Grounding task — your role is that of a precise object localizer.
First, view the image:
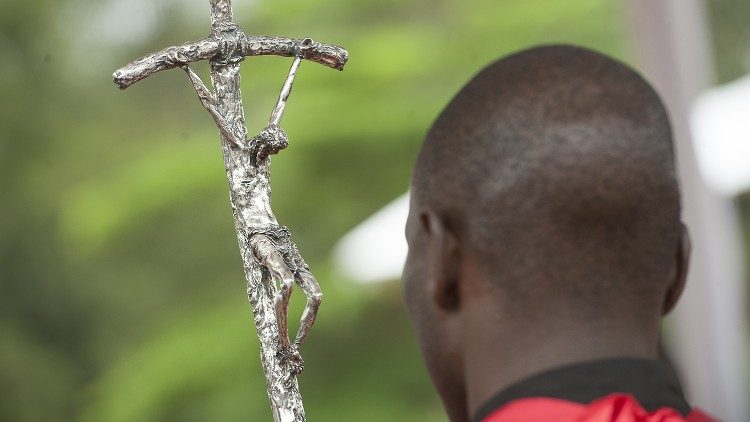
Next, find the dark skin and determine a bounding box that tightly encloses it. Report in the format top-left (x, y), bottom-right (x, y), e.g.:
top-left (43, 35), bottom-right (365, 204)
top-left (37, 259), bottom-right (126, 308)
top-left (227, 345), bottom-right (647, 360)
top-left (401, 45), bottom-right (691, 422)
top-left (403, 206), bottom-right (689, 422)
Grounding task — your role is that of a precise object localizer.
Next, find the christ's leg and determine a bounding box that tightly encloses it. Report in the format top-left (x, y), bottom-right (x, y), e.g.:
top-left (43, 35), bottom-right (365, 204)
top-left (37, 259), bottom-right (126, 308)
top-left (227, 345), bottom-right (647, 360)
top-left (294, 270), bottom-right (323, 349)
top-left (250, 235), bottom-right (295, 351)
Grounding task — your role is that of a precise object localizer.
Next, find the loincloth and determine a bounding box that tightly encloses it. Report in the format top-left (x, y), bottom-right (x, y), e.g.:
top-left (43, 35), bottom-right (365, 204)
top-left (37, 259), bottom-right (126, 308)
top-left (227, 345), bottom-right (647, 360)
top-left (246, 225), bottom-right (309, 274)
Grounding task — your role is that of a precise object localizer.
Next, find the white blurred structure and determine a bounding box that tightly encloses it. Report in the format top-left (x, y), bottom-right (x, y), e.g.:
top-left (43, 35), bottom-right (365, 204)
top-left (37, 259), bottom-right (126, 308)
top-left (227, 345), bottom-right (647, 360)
top-left (334, 1), bottom-right (749, 420)
top-left (692, 74), bottom-right (750, 196)
top-left (334, 194), bottom-right (409, 284)
top-left (627, 1), bottom-right (748, 421)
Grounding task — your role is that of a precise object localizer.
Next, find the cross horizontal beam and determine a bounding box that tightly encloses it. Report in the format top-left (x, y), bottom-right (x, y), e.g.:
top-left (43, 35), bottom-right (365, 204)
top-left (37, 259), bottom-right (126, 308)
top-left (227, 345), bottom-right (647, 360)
top-left (113, 35), bottom-right (348, 90)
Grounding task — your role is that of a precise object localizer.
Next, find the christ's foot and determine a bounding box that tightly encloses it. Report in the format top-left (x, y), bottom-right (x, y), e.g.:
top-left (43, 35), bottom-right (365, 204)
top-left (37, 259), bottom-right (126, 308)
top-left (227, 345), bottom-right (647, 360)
top-left (278, 344), bottom-right (304, 375)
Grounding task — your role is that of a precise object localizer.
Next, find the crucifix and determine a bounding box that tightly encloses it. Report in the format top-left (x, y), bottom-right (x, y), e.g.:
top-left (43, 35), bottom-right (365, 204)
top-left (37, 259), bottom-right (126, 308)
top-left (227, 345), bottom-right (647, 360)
top-left (112, 1), bottom-right (348, 420)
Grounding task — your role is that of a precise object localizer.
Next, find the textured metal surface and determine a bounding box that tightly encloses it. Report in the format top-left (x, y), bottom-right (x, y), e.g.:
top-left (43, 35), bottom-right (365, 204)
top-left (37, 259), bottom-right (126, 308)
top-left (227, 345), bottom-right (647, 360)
top-left (113, 1), bottom-right (348, 420)
top-left (113, 33), bottom-right (347, 90)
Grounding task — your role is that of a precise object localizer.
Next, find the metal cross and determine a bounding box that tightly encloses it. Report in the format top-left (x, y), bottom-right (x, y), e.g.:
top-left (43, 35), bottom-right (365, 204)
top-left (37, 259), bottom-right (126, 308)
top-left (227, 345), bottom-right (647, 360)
top-left (113, 1), bottom-right (348, 420)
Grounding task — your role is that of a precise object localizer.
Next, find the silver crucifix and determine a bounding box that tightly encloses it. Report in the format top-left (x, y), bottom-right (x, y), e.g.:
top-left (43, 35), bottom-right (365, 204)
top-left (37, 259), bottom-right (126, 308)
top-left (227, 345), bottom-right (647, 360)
top-left (112, 1), bottom-right (348, 421)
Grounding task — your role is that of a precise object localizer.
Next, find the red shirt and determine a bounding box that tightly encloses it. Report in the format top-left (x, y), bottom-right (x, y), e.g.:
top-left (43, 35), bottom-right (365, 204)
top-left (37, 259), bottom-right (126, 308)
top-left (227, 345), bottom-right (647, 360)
top-left (472, 359), bottom-right (716, 422)
top-left (482, 393), bottom-right (716, 422)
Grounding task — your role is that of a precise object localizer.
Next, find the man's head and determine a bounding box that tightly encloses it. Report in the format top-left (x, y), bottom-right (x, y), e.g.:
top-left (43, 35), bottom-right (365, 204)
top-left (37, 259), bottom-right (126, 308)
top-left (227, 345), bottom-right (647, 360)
top-left (402, 45), bottom-right (690, 421)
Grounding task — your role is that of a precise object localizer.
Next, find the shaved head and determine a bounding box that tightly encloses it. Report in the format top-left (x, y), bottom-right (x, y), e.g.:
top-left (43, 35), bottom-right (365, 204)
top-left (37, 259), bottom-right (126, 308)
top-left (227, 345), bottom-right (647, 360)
top-left (403, 45), bottom-right (687, 421)
top-left (412, 44), bottom-right (679, 317)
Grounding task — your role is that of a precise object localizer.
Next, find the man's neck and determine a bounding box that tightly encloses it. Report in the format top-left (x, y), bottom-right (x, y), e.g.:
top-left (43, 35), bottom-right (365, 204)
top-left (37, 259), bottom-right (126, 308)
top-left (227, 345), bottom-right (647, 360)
top-left (461, 320), bottom-right (659, 419)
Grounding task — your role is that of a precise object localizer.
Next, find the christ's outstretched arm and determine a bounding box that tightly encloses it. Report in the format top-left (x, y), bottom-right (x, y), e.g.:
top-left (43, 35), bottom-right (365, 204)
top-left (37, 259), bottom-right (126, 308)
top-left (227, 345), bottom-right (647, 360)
top-left (181, 65), bottom-right (248, 149)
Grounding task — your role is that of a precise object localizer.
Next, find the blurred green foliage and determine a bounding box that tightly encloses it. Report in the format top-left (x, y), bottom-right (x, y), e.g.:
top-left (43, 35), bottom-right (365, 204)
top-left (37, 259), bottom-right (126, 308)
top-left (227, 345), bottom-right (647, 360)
top-left (12, 0), bottom-right (748, 420)
top-left (707, 0), bottom-right (750, 84)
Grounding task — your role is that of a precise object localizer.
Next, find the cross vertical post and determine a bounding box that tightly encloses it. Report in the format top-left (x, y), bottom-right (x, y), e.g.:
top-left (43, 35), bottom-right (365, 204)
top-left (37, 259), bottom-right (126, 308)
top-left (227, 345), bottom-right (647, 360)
top-left (113, 0), bottom-right (348, 420)
top-left (209, 1), bottom-right (303, 420)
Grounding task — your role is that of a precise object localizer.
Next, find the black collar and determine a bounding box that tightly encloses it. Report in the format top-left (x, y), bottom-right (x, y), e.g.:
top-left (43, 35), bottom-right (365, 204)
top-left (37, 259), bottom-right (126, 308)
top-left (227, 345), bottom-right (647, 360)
top-left (472, 358), bottom-right (691, 422)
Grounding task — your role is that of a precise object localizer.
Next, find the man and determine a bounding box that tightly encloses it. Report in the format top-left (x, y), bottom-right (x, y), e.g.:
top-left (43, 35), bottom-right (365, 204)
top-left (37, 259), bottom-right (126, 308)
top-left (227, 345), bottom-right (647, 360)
top-left (402, 45), bottom-right (716, 421)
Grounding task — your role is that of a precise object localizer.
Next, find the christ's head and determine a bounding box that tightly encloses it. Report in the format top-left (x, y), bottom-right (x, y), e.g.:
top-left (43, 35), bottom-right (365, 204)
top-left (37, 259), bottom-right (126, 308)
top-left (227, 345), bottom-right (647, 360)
top-left (402, 45), bottom-right (689, 422)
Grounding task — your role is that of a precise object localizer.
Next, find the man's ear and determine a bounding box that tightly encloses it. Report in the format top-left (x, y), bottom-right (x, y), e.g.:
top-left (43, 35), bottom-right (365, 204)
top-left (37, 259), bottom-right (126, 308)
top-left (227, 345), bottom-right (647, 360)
top-left (420, 210), bottom-right (461, 312)
top-left (663, 222), bottom-right (691, 316)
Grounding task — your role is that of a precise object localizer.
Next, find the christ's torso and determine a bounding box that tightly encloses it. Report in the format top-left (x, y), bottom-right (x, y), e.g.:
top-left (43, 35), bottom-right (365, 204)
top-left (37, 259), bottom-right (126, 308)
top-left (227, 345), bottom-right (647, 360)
top-left (229, 158), bottom-right (278, 229)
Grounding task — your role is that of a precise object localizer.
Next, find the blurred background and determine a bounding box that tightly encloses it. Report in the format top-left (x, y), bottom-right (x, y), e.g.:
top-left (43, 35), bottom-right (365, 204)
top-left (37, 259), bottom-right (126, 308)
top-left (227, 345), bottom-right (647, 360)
top-left (1, 0), bottom-right (748, 420)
